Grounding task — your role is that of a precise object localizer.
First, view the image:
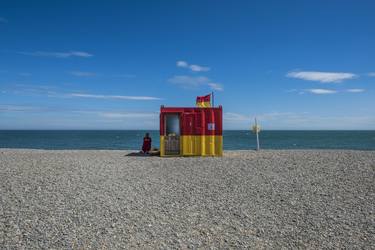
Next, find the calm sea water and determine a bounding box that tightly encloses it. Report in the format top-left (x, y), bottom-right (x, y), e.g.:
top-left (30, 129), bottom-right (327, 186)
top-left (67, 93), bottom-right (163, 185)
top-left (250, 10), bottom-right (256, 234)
top-left (0, 130), bottom-right (374, 150)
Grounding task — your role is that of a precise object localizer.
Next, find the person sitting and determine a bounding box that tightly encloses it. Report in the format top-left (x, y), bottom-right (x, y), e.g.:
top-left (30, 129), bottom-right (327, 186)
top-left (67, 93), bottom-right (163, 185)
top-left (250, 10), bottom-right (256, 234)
top-left (142, 133), bottom-right (152, 154)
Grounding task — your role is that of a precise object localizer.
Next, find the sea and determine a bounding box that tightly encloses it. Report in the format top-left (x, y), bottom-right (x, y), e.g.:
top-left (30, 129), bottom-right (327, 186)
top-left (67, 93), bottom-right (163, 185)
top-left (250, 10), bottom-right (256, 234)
top-left (0, 130), bottom-right (374, 150)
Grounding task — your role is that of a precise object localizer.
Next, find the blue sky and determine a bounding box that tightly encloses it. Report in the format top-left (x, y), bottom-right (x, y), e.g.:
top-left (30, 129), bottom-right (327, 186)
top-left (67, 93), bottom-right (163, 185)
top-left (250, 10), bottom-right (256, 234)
top-left (0, 0), bottom-right (374, 129)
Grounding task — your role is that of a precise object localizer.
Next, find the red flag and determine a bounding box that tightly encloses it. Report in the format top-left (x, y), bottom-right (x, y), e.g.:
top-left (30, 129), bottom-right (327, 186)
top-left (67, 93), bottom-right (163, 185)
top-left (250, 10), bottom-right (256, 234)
top-left (196, 94), bottom-right (211, 107)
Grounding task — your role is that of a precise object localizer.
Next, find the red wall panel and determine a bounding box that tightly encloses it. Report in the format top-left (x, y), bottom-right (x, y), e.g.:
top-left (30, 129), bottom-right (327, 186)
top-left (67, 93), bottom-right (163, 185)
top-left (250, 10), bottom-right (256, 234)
top-left (160, 106), bottom-right (222, 136)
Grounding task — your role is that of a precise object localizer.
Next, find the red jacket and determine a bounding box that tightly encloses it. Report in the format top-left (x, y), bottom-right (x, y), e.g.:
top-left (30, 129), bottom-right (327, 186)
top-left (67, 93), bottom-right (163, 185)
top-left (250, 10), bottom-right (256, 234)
top-left (142, 137), bottom-right (151, 152)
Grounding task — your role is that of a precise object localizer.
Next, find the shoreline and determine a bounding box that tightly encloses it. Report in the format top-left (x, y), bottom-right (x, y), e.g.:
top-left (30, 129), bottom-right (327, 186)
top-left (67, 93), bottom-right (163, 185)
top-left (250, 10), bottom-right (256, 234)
top-left (1, 148), bottom-right (375, 151)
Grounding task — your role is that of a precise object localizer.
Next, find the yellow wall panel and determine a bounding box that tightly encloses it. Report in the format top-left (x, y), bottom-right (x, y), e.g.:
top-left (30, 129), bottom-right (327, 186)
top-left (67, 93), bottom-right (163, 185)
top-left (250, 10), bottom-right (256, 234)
top-left (160, 135), bottom-right (222, 157)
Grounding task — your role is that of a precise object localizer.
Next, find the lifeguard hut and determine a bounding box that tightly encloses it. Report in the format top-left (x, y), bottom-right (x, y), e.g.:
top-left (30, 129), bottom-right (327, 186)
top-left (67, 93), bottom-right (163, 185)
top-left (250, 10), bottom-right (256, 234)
top-left (159, 94), bottom-right (223, 157)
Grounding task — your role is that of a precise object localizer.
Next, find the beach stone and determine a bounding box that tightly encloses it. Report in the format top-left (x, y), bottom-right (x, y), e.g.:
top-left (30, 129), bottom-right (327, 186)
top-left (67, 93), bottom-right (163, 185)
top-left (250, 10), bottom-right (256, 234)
top-left (0, 149), bottom-right (374, 248)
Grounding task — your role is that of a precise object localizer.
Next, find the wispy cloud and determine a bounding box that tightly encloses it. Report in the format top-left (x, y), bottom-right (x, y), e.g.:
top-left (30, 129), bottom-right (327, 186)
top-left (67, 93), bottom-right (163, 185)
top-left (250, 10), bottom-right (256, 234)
top-left (208, 83), bottom-right (223, 91)
top-left (2, 84), bottom-right (59, 96)
top-left (1, 84), bottom-right (162, 101)
top-left (176, 60), bottom-right (210, 72)
top-left (189, 64), bottom-right (210, 72)
top-left (292, 88), bottom-right (366, 95)
top-left (168, 75), bottom-right (223, 91)
top-left (18, 51), bottom-right (93, 58)
top-left (345, 88), bottom-right (365, 93)
top-left (70, 71), bottom-right (96, 77)
top-left (287, 71), bottom-right (357, 83)
top-left (0, 105), bottom-right (160, 129)
top-left (0, 105), bottom-right (158, 119)
top-left (69, 72), bottom-right (136, 78)
top-left (0, 17), bottom-right (8, 23)
top-left (97, 112), bottom-right (158, 119)
top-left (306, 89), bottom-right (338, 94)
top-left (368, 72), bottom-right (375, 77)
top-left (0, 105), bottom-right (42, 112)
top-left (169, 75), bottom-right (210, 88)
top-left (69, 93), bottom-right (162, 101)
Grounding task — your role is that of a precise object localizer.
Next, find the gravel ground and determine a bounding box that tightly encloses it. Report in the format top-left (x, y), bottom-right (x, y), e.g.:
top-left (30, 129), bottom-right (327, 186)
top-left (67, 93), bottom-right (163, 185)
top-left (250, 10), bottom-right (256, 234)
top-left (0, 149), bottom-right (374, 249)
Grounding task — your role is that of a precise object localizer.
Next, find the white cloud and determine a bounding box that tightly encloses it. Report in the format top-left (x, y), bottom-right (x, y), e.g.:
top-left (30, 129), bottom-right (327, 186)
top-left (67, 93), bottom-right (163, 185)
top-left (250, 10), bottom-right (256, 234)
top-left (306, 89), bottom-right (337, 94)
top-left (0, 17), bottom-right (8, 23)
top-left (208, 83), bottom-right (223, 91)
top-left (346, 88), bottom-right (365, 93)
top-left (70, 71), bottom-right (96, 77)
top-left (189, 64), bottom-right (210, 72)
top-left (168, 75), bottom-right (223, 91)
top-left (368, 72), bottom-right (375, 77)
top-left (19, 51), bottom-right (93, 58)
top-left (69, 93), bottom-right (162, 101)
top-left (177, 61), bottom-right (189, 68)
top-left (176, 60), bottom-right (210, 72)
top-left (287, 71), bottom-right (357, 83)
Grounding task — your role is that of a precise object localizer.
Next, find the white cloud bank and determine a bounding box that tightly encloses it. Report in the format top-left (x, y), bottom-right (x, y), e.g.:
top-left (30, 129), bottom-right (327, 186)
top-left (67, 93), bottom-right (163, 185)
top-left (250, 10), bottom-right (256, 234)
top-left (287, 71), bottom-right (357, 83)
top-left (176, 60), bottom-right (210, 72)
top-left (168, 75), bottom-right (223, 91)
top-left (69, 93), bottom-right (162, 101)
top-left (19, 51), bottom-right (93, 58)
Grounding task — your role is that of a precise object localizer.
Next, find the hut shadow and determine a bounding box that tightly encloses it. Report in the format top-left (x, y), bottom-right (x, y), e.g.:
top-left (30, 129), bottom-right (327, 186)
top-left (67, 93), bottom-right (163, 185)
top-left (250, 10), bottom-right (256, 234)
top-left (125, 151), bottom-right (160, 157)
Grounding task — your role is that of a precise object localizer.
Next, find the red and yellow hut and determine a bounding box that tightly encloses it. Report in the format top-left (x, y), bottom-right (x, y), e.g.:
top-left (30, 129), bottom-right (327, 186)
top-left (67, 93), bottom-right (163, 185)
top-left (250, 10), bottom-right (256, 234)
top-left (159, 94), bottom-right (223, 157)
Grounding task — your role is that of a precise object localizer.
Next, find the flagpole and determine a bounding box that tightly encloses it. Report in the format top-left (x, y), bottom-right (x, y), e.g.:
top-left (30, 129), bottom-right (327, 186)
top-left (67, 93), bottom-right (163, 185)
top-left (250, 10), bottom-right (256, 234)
top-left (212, 91), bottom-right (214, 107)
top-left (255, 118), bottom-right (260, 151)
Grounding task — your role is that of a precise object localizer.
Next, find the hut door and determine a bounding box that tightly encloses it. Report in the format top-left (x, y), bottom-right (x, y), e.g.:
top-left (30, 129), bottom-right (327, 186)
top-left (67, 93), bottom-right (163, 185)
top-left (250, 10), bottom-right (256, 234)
top-left (184, 113), bottom-right (194, 135)
top-left (164, 114), bottom-right (180, 155)
top-left (182, 113), bottom-right (195, 155)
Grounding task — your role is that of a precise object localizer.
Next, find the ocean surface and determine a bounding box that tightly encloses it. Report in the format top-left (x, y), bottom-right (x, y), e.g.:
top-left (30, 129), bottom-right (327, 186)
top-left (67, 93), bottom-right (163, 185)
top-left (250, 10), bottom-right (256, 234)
top-left (0, 130), bottom-right (374, 150)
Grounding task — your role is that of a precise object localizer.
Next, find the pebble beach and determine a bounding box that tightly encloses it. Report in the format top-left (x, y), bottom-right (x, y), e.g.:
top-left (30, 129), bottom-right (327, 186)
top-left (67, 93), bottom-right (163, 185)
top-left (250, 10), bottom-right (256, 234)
top-left (0, 149), bottom-right (374, 248)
